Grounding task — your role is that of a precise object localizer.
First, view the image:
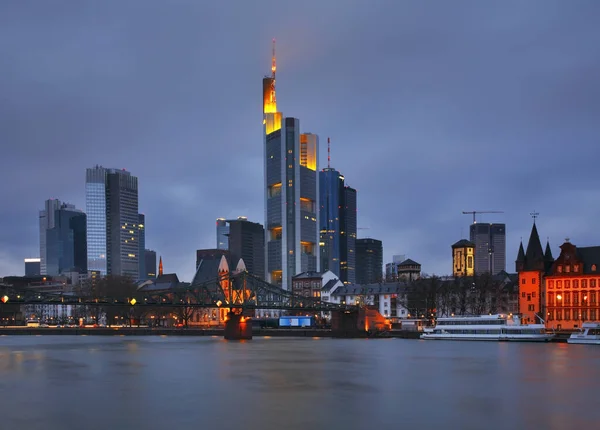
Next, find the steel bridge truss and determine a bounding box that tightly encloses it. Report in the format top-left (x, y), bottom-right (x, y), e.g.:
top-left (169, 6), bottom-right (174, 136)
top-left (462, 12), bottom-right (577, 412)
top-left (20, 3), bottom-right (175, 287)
top-left (0, 271), bottom-right (350, 313)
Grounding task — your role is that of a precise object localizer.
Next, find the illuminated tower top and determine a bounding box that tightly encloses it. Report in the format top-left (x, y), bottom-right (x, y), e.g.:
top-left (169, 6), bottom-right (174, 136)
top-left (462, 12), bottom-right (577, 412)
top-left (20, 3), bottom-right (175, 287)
top-left (263, 39), bottom-right (277, 115)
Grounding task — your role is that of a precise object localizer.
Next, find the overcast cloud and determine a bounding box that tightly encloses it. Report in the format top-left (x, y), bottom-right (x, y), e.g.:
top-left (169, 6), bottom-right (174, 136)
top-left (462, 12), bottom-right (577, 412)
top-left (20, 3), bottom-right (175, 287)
top-left (1, 0), bottom-right (599, 279)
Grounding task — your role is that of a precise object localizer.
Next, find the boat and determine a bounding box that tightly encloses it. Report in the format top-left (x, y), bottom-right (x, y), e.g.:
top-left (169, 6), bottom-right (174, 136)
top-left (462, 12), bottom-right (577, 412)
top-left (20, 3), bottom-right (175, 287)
top-left (420, 314), bottom-right (554, 342)
top-left (567, 322), bottom-right (600, 345)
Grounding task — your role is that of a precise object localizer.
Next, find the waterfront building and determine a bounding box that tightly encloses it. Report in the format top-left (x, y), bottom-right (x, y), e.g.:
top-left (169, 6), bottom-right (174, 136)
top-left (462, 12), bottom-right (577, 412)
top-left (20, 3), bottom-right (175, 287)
top-left (145, 249), bottom-right (157, 279)
top-left (470, 223), bottom-right (506, 275)
top-left (319, 168), bottom-right (357, 284)
top-left (356, 238), bottom-right (383, 284)
top-left (86, 166), bottom-right (139, 278)
top-left (263, 42), bottom-right (319, 290)
top-left (326, 282), bottom-right (410, 321)
top-left (452, 239), bottom-right (475, 277)
top-left (542, 240), bottom-right (600, 330)
top-left (39, 199), bottom-right (87, 276)
top-left (24, 258), bottom-right (41, 276)
top-left (515, 221), bottom-right (554, 324)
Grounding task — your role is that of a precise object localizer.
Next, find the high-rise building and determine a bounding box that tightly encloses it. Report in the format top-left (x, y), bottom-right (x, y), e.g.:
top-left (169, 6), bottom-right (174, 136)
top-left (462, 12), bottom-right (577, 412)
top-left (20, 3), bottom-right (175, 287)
top-left (39, 199), bottom-right (87, 276)
top-left (138, 214), bottom-right (146, 280)
top-left (263, 42), bottom-right (319, 290)
top-left (24, 258), bottom-right (41, 276)
top-left (86, 166), bottom-right (139, 278)
top-left (227, 218), bottom-right (265, 278)
top-left (469, 223), bottom-right (506, 275)
top-left (39, 198), bottom-right (61, 274)
top-left (145, 249), bottom-right (156, 279)
top-left (385, 254), bottom-right (406, 281)
top-left (356, 238), bottom-right (383, 284)
top-left (216, 218), bottom-right (229, 250)
top-left (319, 168), bottom-right (356, 284)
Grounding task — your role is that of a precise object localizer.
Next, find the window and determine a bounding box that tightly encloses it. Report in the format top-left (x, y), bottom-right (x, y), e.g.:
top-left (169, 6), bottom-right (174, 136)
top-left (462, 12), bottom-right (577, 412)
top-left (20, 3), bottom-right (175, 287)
top-left (591, 309), bottom-right (597, 321)
top-left (521, 278), bottom-right (526, 284)
top-left (591, 292), bottom-right (597, 304)
top-left (592, 264), bottom-right (597, 272)
top-left (565, 292), bottom-right (571, 305)
top-left (565, 280), bottom-right (571, 289)
top-left (564, 309), bottom-right (570, 321)
top-left (573, 280), bottom-right (579, 289)
top-left (548, 293), bottom-right (555, 305)
top-left (557, 280), bottom-right (563, 288)
top-left (467, 256), bottom-right (473, 269)
top-left (591, 279), bottom-right (597, 288)
top-left (548, 310), bottom-right (554, 321)
top-left (582, 279), bottom-right (588, 288)
top-left (532, 278), bottom-right (536, 284)
top-left (548, 280), bottom-right (555, 289)
top-left (573, 292), bottom-right (579, 305)
top-left (556, 310), bottom-right (562, 321)
top-left (528, 304), bottom-right (535, 311)
top-left (521, 292), bottom-right (526, 298)
top-left (574, 264), bottom-right (580, 272)
top-left (558, 266), bottom-right (563, 273)
top-left (527, 294), bottom-right (531, 302)
top-left (566, 265), bottom-right (571, 273)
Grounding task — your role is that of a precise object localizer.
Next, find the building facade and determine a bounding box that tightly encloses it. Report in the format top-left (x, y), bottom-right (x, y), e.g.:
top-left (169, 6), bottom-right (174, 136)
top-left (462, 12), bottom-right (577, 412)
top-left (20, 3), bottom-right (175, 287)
top-left (452, 239), bottom-right (475, 277)
top-left (397, 259), bottom-right (421, 282)
top-left (24, 258), bottom-right (41, 276)
top-left (216, 218), bottom-right (229, 250)
top-left (227, 218), bottom-right (265, 278)
top-left (470, 223), bottom-right (506, 275)
top-left (263, 46), bottom-right (319, 290)
top-left (138, 214), bottom-right (146, 280)
top-left (356, 238), bottom-right (383, 284)
top-left (516, 222), bottom-right (554, 324)
top-left (86, 166), bottom-right (140, 278)
top-left (544, 241), bottom-right (600, 330)
top-left (145, 249), bottom-right (157, 279)
top-left (39, 199), bottom-right (87, 276)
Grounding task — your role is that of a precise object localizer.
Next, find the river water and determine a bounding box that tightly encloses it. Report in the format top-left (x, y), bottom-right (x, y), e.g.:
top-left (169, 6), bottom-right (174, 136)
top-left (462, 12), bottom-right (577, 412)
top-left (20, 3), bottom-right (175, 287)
top-left (0, 335), bottom-right (598, 430)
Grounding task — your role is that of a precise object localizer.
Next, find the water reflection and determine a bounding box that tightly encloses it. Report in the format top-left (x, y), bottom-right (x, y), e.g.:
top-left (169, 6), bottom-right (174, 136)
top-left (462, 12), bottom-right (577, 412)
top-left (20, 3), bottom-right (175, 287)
top-left (0, 337), bottom-right (598, 430)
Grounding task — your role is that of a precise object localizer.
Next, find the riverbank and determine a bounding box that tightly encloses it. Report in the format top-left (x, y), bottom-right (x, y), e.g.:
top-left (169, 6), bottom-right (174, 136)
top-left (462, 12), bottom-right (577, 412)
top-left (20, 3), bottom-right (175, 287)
top-left (0, 327), bottom-right (568, 341)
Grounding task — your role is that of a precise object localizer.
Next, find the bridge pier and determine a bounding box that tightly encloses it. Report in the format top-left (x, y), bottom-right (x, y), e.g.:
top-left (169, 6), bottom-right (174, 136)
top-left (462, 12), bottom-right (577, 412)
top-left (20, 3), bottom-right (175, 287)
top-left (224, 312), bottom-right (252, 340)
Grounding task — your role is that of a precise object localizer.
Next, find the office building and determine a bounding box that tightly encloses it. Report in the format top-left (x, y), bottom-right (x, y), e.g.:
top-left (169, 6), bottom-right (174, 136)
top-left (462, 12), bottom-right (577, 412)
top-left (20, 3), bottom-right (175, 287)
top-left (145, 249), bottom-right (157, 279)
top-left (263, 42), bottom-right (319, 290)
top-left (319, 168), bottom-right (356, 284)
top-left (138, 214), bottom-right (146, 280)
top-left (356, 238), bottom-right (383, 284)
top-left (227, 218), bottom-right (265, 278)
top-left (86, 166), bottom-right (139, 278)
top-left (196, 249), bottom-right (231, 271)
top-left (216, 218), bottom-right (229, 250)
top-left (39, 199), bottom-right (87, 276)
top-left (39, 198), bottom-right (62, 274)
top-left (24, 258), bottom-right (41, 276)
top-left (469, 223), bottom-right (506, 275)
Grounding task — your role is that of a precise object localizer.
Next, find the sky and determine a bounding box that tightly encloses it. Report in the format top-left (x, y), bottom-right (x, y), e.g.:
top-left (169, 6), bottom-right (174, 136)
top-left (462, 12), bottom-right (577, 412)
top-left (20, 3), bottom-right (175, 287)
top-left (1, 0), bottom-right (599, 280)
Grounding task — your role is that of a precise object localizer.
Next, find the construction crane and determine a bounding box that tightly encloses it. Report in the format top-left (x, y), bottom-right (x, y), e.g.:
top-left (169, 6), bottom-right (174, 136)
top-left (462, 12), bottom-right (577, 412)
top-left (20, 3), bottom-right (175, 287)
top-left (462, 210), bottom-right (504, 224)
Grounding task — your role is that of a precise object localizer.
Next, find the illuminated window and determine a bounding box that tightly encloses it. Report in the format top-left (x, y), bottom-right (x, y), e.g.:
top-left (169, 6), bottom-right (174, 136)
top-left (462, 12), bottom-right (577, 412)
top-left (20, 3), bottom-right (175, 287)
top-left (592, 264), bottom-right (597, 272)
top-left (566, 265), bottom-right (571, 273)
top-left (558, 266), bottom-right (563, 273)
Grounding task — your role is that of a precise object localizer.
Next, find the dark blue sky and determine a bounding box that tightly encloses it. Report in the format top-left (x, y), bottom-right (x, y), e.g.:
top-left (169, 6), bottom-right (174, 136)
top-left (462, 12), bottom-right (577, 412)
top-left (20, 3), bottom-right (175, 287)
top-left (1, 0), bottom-right (599, 280)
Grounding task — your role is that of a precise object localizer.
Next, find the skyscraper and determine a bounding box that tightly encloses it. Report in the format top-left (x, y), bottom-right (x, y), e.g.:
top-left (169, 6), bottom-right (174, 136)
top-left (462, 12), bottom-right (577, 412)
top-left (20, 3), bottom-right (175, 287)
top-left (356, 238), bottom-right (383, 284)
top-left (469, 223), bottom-right (506, 275)
top-left (319, 168), bottom-right (357, 284)
top-left (39, 198), bottom-right (62, 274)
top-left (24, 258), bottom-right (41, 276)
top-left (138, 214), bottom-right (146, 280)
top-left (39, 199), bottom-right (87, 275)
top-left (216, 218), bottom-right (229, 250)
top-left (86, 166), bottom-right (139, 278)
top-left (263, 42), bottom-right (319, 289)
top-left (227, 218), bottom-right (265, 278)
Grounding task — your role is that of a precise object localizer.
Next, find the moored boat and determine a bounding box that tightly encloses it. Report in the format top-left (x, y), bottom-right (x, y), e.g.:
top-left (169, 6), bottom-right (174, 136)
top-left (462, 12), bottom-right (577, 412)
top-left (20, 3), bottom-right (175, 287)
top-left (567, 322), bottom-right (600, 345)
top-left (420, 314), bottom-right (554, 342)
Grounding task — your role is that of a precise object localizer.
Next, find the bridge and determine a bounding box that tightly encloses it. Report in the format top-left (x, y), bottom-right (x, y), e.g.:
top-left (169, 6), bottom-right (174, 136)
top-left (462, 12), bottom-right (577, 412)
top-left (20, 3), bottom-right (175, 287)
top-left (0, 262), bottom-right (379, 339)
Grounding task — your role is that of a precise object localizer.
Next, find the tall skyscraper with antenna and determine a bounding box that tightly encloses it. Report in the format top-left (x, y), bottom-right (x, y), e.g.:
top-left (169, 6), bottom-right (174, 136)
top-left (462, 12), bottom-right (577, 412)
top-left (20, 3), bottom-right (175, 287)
top-left (263, 40), bottom-right (320, 290)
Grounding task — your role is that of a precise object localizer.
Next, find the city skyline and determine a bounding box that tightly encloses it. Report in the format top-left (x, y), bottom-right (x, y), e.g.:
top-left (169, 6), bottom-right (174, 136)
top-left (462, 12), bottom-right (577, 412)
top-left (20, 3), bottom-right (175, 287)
top-left (1, 1), bottom-right (599, 281)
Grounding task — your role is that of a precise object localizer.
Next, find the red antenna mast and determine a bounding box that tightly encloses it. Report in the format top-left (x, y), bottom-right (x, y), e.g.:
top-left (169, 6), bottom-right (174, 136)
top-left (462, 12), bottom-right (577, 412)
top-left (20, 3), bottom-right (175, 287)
top-left (327, 137), bottom-right (331, 168)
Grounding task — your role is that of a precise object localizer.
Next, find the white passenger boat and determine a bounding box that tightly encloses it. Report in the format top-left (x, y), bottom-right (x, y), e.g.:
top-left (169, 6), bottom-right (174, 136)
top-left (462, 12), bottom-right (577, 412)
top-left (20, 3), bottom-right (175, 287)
top-left (420, 314), bottom-right (554, 342)
top-left (567, 322), bottom-right (600, 345)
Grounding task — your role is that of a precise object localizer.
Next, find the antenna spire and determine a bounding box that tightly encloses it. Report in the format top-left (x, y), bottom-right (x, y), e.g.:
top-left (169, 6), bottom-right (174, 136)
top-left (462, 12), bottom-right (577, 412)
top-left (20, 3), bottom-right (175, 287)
top-left (271, 38), bottom-right (276, 80)
top-left (530, 210), bottom-right (539, 223)
top-left (327, 137), bottom-right (331, 168)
